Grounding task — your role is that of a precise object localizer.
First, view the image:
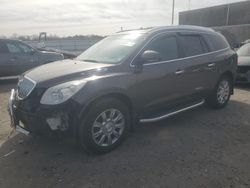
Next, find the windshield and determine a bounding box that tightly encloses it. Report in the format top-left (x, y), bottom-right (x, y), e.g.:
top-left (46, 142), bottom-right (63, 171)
top-left (76, 32), bottom-right (145, 64)
top-left (237, 43), bottom-right (250, 56)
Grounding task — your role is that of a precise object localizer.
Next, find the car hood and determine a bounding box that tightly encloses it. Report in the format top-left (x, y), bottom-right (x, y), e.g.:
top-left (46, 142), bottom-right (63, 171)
top-left (238, 56), bottom-right (250, 66)
top-left (25, 59), bottom-right (113, 84)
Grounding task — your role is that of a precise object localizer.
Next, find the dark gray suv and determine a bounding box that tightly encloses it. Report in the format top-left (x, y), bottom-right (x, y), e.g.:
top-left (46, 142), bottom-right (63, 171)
top-left (0, 39), bottom-right (64, 78)
top-left (8, 26), bottom-right (237, 153)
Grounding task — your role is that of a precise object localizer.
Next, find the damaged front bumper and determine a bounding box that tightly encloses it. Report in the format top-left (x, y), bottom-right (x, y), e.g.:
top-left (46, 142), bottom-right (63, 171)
top-left (8, 89), bottom-right (30, 135)
top-left (8, 89), bottom-right (79, 135)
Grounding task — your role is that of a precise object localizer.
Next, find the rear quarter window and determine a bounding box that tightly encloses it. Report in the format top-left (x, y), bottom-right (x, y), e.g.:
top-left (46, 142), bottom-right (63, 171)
top-left (204, 33), bottom-right (229, 52)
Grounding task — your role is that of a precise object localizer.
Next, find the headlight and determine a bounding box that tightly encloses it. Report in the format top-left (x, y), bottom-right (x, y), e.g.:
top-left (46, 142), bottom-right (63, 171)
top-left (40, 80), bottom-right (86, 105)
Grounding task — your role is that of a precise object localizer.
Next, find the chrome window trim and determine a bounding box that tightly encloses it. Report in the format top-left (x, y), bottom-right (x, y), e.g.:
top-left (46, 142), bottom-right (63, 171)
top-left (143, 47), bottom-right (229, 66)
top-left (17, 76), bottom-right (37, 100)
top-left (130, 30), bottom-right (230, 67)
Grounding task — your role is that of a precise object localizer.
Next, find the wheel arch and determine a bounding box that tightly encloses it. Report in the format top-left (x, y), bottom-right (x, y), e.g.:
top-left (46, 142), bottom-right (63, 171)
top-left (220, 71), bottom-right (234, 94)
top-left (77, 91), bottom-right (135, 133)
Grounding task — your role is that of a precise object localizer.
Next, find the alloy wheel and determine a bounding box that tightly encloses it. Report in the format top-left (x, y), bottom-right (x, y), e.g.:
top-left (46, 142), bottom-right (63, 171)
top-left (217, 80), bottom-right (230, 104)
top-left (91, 108), bottom-right (125, 147)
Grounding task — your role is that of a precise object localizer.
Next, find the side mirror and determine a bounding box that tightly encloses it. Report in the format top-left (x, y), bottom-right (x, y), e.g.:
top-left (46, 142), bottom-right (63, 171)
top-left (29, 49), bottom-right (36, 55)
top-left (141, 50), bottom-right (162, 63)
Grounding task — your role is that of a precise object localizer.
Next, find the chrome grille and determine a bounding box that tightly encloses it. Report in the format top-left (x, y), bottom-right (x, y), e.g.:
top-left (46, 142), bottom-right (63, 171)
top-left (17, 77), bottom-right (36, 99)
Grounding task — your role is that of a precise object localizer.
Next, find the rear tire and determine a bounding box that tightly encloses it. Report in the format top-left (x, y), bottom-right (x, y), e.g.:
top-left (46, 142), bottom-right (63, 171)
top-left (78, 98), bottom-right (130, 154)
top-left (206, 75), bottom-right (232, 109)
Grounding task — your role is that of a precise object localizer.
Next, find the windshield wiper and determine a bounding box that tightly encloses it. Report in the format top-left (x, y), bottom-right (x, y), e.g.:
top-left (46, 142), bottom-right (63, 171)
top-left (81, 59), bottom-right (100, 63)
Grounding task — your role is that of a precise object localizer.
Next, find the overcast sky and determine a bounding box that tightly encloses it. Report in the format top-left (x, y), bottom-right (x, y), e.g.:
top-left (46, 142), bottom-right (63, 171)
top-left (0, 0), bottom-right (246, 36)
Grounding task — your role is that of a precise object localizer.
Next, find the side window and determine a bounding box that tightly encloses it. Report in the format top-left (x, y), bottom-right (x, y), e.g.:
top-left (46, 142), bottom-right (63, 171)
top-left (200, 37), bottom-right (209, 53)
top-left (179, 35), bottom-right (206, 57)
top-left (6, 42), bottom-right (22, 53)
top-left (17, 43), bottom-right (33, 53)
top-left (0, 41), bottom-right (8, 53)
top-left (204, 34), bottom-right (229, 51)
top-left (144, 36), bottom-right (179, 61)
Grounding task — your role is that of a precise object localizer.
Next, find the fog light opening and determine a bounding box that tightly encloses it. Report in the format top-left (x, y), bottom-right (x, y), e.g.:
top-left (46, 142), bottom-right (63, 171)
top-left (46, 113), bottom-right (69, 131)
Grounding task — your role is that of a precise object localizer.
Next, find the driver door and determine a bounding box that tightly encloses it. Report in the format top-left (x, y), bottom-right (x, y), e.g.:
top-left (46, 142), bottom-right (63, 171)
top-left (134, 33), bottom-right (183, 114)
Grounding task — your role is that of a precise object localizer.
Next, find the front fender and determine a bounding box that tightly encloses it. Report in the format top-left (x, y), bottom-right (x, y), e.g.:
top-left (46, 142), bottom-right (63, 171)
top-left (77, 87), bottom-right (132, 119)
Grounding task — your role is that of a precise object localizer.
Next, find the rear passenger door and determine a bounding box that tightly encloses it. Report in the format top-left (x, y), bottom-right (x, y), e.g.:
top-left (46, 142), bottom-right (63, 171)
top-left (176, 33), bottom-right (210, 98)
top-left (202, 33), bottom-right (230, 89)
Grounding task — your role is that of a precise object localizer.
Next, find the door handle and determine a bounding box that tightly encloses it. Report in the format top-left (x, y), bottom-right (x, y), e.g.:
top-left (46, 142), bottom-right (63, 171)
top-left (10, 56), bottom-right (17, 62)
top-left (175, 70), bottom-right (185, 75)
top-left (192, 68), bottom-right (201, 72)
top-left (208, 63), bottom-right (215, 67)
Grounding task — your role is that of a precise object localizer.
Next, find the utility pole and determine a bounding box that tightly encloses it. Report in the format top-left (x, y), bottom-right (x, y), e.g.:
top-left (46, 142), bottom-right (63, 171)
top-left (226, 3), bottom-right (230, 26)
top-left (188, 0), bottom-right (191, 10)
top-left (171, 0), bottom-right (175, 25)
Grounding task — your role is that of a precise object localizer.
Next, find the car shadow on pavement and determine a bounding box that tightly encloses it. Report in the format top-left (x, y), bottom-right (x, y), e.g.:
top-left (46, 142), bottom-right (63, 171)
top-left (235, 83), bottom-right (250, 91)
top-left (0, 100), bottom-right (250, 188)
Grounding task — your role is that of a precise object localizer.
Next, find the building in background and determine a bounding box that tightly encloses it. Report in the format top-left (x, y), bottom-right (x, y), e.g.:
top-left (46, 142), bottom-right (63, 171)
top-left (179, 0), bottom-right (250, 47)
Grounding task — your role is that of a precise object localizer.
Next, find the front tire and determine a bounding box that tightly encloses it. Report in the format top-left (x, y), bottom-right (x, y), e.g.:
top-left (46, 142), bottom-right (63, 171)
top-left (206, 75), bottom-right (232, 109)
top-left (78, 98), bottom-right (131, 154)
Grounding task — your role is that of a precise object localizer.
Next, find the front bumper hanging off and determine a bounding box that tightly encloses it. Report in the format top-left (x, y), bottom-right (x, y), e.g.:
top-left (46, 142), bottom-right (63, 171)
top-left (7, 88), bottom-right (79, 136)
top-left (8, 89), bottom-right (30, 135)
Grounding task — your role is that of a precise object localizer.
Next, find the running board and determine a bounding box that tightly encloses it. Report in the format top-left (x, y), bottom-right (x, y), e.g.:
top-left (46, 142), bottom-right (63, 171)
top-left (140, 99), bottom-right (205, 123)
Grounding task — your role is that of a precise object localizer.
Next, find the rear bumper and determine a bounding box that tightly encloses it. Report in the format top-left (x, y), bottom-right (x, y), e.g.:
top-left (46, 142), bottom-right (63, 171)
top-left (236, 66), bottom-right (250, 83)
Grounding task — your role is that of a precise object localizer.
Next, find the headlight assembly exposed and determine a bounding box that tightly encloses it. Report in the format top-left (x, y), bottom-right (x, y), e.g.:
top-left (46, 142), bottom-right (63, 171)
top-left (40, 80), bottom-right (86, 105)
